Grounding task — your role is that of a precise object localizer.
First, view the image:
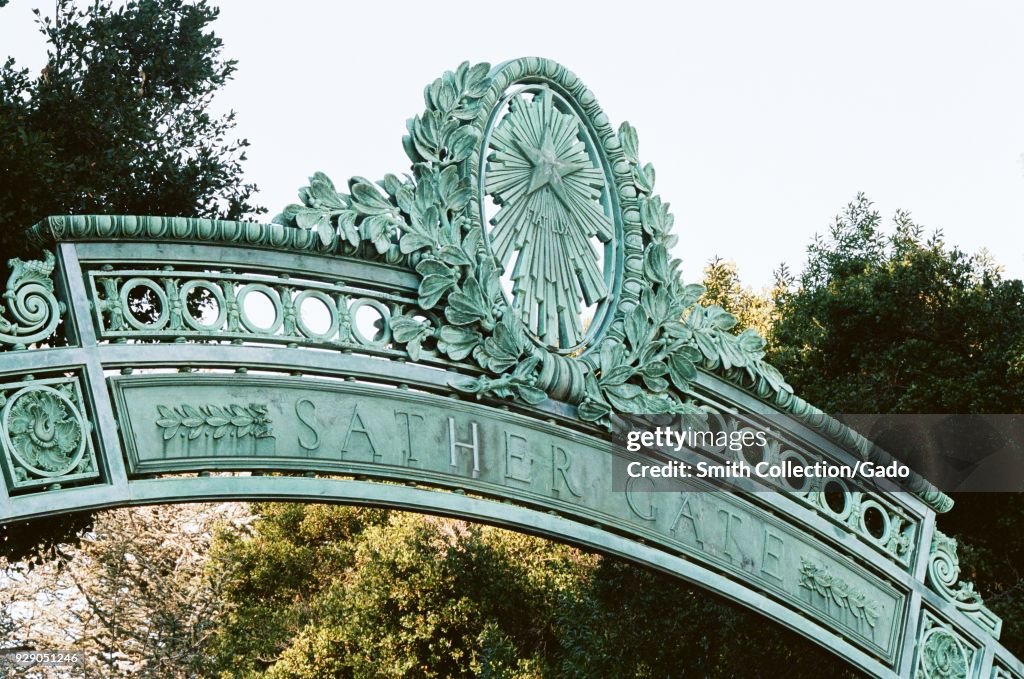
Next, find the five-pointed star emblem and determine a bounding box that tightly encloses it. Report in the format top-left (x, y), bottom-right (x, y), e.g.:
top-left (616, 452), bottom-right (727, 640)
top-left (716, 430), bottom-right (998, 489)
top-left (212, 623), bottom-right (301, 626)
top-left (519, 129), bottom-right (577, 205)
top-left (513, 89), bottom-right (587, 208)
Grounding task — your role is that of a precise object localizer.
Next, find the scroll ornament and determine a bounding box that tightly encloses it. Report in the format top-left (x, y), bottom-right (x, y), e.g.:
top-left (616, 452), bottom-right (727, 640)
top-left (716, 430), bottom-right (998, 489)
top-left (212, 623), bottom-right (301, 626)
top-left (926, 530), bottom-right (1000, 637)
top-left (0, 251), bottom-right (65, 350)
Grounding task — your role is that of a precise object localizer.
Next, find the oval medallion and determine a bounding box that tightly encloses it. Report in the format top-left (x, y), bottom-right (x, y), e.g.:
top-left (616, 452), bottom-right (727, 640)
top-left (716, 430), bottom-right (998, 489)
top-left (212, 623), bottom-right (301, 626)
top-left (479, 80), bottom-right (620, 354)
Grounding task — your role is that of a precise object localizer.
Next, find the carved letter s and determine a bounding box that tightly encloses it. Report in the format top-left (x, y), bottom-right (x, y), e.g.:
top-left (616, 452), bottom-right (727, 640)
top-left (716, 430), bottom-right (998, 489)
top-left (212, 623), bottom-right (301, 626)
top-left (296, 398), bottom-right (320, 451)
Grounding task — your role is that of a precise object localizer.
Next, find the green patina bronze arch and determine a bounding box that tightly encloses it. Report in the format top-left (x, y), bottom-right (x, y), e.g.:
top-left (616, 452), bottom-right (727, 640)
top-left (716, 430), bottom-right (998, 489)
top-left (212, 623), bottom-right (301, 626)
top-left (0, 57), bottom-right (1020, 679)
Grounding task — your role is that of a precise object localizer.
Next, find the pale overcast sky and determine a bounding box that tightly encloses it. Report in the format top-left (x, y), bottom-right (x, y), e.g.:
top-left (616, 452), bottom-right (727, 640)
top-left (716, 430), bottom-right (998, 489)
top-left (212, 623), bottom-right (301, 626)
top-left (3, 0), bottom-right (1022, 287)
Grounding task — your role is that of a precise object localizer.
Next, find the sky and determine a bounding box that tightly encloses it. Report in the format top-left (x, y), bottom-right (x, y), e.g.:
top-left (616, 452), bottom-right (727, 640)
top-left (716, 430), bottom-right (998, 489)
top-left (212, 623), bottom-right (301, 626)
top-left (2, 0), bottom-right (1022, 287)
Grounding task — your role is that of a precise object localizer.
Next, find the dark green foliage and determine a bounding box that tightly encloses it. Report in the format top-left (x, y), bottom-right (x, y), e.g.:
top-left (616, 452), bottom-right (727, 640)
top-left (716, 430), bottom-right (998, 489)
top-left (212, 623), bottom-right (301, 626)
top-left (768, 193), bottom-right (1024, 656)
top-left (207, 504), bottom-right (860, 678)
top-left (941, 495), bottom-right (1024, 659)
top-left (208, 504), bottom-right (390, 676)
top-left (552, 558), bottom-right (860, 679)
top-left (208, 505), bottom-right (580, 678)
top-left (769, 193), bottom-right (1024, 414)
top-left (0, 0), bottom-right (262, 261)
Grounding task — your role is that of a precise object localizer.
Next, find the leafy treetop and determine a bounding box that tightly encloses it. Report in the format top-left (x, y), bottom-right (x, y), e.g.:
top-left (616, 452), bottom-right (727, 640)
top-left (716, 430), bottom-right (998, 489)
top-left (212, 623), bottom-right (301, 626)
top-left (0, 0), bottom-right (262, 261)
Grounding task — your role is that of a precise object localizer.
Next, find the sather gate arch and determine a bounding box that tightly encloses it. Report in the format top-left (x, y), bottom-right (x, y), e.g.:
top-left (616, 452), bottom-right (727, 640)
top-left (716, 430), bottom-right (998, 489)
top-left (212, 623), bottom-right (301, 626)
top-left (0, 58), bottom-right (1019, 678)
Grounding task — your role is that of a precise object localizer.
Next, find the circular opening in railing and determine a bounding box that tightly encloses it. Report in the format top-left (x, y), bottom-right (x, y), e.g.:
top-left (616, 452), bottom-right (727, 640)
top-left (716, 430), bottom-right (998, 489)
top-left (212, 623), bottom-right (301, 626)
top-left (740, 427), bottom-right (765, 466)
top-left (121, 279), bottom-right (168, 330)
top-left (238, 284), bottom-right (282, 334)
top-left (295, 291), bottom-right (337, 340)
top-left (698, 411), bottom-right (731, 458)
top-left (861, 501), bottom-right (891, 542)
top-left (478, 81), bottom-right (620, 355)
top-left (181, 280), bottom-right (225, 330)
top-left (780, 450), bottom-right (809, 491)
top-left (351, 299), bottom-right (391, 346)
top-left (823, 480), bottom-right (850, 515)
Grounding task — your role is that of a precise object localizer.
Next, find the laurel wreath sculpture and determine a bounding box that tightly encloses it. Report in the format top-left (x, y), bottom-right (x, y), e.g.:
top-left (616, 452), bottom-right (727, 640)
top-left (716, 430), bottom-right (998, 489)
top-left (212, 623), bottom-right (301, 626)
top-left (273, 59), bottom-right (791, 431)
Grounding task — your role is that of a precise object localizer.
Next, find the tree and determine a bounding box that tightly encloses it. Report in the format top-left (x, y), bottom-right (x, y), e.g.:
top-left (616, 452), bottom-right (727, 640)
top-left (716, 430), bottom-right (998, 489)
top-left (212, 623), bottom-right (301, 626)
top-left (769, 193), bottom-right (1024, 414)
top-left (0, 0), bottom-right (262, 561)
top-left (551, 557), bottom-right (858, 679)
top-left (699, 256), bottom-right (777, 337)
top-left (206, 504), bottom-right (859, 678)
top-left (0, 0), bottom-right (261, 261)
top-left (767, 193), bottom-right (1024, 655)
top-left (207, 504), bottom-right (580, 678)
top-left (1, 503), bottom-right (250, 677)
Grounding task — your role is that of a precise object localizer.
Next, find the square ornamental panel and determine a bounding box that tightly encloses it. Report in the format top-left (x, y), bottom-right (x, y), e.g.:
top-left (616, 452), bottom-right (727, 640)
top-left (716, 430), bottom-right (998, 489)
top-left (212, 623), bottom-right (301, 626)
top-left (0, 375), bottom-right (100, 492)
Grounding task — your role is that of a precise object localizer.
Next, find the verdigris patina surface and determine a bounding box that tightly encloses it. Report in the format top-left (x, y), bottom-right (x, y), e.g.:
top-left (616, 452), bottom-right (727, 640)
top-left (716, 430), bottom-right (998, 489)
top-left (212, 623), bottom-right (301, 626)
top-left (1, 57), bottom-right (1019, 678)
